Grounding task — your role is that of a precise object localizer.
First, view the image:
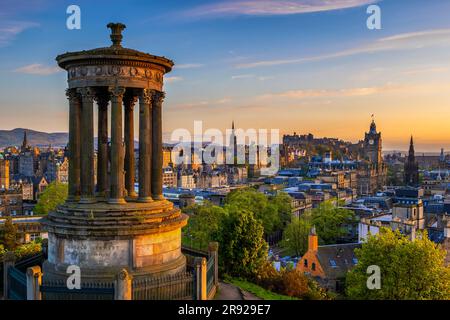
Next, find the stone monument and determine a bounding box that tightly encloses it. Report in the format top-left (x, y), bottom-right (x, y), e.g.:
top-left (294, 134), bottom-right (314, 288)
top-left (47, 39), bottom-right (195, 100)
top-left (43, 23), bottom-right (188, 283)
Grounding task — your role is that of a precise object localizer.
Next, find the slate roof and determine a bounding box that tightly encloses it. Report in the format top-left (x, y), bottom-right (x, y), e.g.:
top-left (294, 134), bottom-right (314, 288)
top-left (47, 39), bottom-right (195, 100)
top-left (316, 243), bottom-right (361, 279)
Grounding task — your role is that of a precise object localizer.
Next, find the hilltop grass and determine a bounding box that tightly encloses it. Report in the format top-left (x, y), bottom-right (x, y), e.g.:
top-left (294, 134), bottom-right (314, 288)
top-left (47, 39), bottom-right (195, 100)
top-left (224, 277), bottom-right (299, 300)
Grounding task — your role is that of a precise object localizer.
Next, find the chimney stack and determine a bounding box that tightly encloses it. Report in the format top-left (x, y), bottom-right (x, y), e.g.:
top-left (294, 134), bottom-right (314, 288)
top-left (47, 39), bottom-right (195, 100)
top-left (308, 226), bottom-right (318, 251)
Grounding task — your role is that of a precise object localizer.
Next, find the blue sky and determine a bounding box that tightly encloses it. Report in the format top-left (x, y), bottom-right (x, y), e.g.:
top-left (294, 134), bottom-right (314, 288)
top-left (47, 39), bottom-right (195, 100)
top-left (1, 0), bottom-right (450, 151)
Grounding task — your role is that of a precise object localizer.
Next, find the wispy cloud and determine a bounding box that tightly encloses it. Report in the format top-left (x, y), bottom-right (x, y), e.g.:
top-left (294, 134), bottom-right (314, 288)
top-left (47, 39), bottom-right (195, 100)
top-left (231, 74), bottom-right (255, 80)
top-left (176, 63), bottom-right (205, 69)
top-left (0, 21), bottom-right (39, 47)
top-left (232, 74), bottom-right (273, 80)
top-left (173, 98), bottom-right (232, 110)
top-left (165, 76), bottom-right (183, 83)
top-left (236, 28), bottom-right (450, 68)
top-left (402, 66), bottom-right (450, 76)
top-left (181, 0), bottom-right (377, 18)
top-left (13, 63), bottom-right (60, 75)
top-left (259, 82), bottom-right (450, 101)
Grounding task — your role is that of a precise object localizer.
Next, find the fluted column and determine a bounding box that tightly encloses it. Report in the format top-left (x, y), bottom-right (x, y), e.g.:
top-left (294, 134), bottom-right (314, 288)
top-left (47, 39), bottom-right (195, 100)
top-left (77, 87), bottom-right (96, 203)
top-left (108, 86), bottom-right (126, 204)
top-left (66, 89), bottom-right (81, 202)
top-left (151, 90), bottom-right (165, 200)
top-left (124, 93), bottom-right (138, 198)
top-left (138, 89), bottom-right (152, 202)
top-left (96, 91), bottom-right (109, 197)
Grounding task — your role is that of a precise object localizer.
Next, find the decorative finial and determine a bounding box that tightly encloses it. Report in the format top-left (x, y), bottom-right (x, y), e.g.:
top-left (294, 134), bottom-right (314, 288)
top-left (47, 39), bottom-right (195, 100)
top-left (107, 23), bottom-right (126, 47)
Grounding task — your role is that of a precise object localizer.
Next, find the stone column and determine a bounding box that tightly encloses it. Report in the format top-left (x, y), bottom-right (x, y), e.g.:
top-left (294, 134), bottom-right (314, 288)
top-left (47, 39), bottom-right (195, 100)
top-left (77, 87), bottom-right (96, 203)
top-left (114, 269), bottom-right (132, 300)
top-left (194, 257), bottom-right (207, 300)
top-left (66, 89), bottom-right (81, 202)
top-left (151, 90), bottom-right (165, 200)
top-left (96, 91), bottom-right (109, 197)
top-left (108, 86), bottom-right (126, 204)
top-left (124, 93), bottom-right (138, 198)
top-left (26, 266), bottom-right (42, 300)
top-left (3, 251), bottom-right (16, 299)
top-left (208, 242), bottom-right (219, 287)
top-left (138, 89), bottom-right (152, 202)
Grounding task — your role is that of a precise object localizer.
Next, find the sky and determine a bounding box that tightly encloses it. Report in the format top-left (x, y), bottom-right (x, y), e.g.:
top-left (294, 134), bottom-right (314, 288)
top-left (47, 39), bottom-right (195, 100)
top-left (0, 0), bottom-right (450, 152)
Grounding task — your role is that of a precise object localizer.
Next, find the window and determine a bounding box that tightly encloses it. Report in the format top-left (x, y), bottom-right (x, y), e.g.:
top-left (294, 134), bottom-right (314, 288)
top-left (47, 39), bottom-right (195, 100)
top-left (30, 233), bottom-right (41, 241)
top-left (311, 262), bottom-right (316, 271)
top-left (329, 259), bottom-right (337, 268)
top-left (304, 259), bottom-right (308, 267)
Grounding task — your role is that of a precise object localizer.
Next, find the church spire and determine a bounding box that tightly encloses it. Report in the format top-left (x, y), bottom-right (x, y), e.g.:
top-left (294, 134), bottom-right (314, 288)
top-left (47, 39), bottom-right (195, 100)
top-left (404, 135), bottom-right (419, 186)
top-left (408, 135), bottom-right (415, 158)
top-left (22, 130), bottom-right (29, 151)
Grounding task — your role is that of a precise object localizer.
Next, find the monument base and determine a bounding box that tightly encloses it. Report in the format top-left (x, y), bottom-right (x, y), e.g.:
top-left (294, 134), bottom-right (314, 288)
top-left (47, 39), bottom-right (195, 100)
top-left (42, 199), bottom-right (188, 283)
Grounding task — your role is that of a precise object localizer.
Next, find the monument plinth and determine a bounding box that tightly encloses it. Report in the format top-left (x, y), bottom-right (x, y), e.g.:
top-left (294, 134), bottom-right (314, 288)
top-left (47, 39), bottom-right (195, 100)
top-left (43, 23), bottom-right (188, 282)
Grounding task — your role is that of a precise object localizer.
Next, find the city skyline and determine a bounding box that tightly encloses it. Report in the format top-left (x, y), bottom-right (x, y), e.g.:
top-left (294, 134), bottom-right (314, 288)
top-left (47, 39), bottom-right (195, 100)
top-left (1, 0), bottom-right (450, 152)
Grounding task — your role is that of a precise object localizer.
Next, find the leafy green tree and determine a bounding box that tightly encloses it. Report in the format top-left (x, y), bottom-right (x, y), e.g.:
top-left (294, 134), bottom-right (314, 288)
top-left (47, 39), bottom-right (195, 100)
top-left (346, 228), bottom-right (450, 300)
top-left (1, 216), bottom-right (18, 250)
top-left (182, 202), bottom-right (227, 249)
top-left (219, 205), bottom-right (268, 278)
top-left (270, 192), bottom-right (292, 227)
top-left (281, 216), bottom-right (312, 256)
top-left (225, 188), bottom-right (285, 234)
top-left (34, 182), bottom-right (68, 215)
top-left (311, 201), bottom-right (356, 244)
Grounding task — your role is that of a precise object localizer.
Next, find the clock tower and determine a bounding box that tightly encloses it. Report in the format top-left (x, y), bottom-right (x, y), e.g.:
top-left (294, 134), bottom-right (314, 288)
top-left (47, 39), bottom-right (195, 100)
top-left (364, 118), bottom-right (382, 166)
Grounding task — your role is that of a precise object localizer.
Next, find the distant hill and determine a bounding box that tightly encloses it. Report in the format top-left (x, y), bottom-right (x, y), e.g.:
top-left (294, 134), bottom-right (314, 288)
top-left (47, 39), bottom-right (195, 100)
top-left (0, 128), bottom-right (68, 148)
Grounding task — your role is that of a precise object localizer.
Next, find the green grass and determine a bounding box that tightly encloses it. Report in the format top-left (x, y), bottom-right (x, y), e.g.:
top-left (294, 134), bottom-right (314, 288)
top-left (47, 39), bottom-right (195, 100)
top-left (225, 278), bottom-right (299, 300)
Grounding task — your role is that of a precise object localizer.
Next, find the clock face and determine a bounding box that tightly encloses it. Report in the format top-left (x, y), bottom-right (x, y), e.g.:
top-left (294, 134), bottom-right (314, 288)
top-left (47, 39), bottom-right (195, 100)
top-left (369, 139), bottom-right (374, 145)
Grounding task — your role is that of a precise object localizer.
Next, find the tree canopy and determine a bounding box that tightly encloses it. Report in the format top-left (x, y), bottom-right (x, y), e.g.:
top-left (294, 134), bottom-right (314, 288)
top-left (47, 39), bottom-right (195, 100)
top-left (346, 228), bottom-right (450, 300)
top-left (225, 188), bottom-right (291, 235)
top-left (281, 216), bottom-right (312, 257)
top-left (34, 181), bottom-right (68, 215)
top-left (1, 216), bottom-right (18, 250)
top-left (219, 205), bottom-right (268, 277)
top-left (310, 201), bottom-right (356, 245)
top-left (182, 202), bottom-right (227, 248)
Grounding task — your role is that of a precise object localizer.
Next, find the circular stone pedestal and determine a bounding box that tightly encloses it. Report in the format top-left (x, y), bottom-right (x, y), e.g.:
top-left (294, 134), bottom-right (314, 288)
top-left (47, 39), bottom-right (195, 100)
top-left (42, 199), bottom-right (188, 282)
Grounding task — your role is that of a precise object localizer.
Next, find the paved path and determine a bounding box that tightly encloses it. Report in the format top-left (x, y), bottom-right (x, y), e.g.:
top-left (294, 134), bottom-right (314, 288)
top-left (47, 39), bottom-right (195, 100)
top-left (215, 282), bottom-right (261, 300)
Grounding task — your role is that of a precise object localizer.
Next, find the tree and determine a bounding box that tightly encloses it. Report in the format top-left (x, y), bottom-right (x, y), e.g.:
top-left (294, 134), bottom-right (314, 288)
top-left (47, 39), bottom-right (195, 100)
top-left (1, 216), bottom-right (18, 250)
top-left (34, 182), bottom-right (68, 215)
top-left (346, 228), bottom-right (450, 300)
top-left (311, 201), bottom-right (356, 244)
top-left (219, 205), bottom-right (268, 278)
top-left (281, 216), bottom-right (312, 256)
top-left (269, 192), bottom-right (292, 227)
top-left (225, 188), bottom-right (286, 234)
top-left (182, 202), bottom-right (227, 249)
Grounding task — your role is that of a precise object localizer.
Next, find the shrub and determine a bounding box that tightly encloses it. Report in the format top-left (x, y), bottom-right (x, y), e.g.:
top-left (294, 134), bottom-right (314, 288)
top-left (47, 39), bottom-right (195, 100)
top-left (281, 269), bottom-right (309, 298)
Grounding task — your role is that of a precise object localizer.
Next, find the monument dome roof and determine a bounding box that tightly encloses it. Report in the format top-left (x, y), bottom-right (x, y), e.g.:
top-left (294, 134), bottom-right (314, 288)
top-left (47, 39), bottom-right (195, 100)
top-left (56, 23), bottom-right (174, 72)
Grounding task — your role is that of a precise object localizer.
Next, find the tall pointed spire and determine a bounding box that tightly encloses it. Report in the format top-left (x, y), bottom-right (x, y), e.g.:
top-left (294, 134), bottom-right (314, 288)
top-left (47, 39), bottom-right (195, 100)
top-left (404, 135), bottom-right (419, 186)
top-left (408, 135), bottom-right (415, 157)
top-left (22, 130), bottom-right (28, 151)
